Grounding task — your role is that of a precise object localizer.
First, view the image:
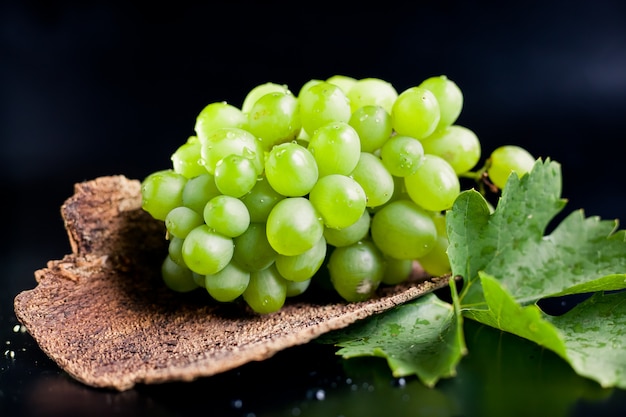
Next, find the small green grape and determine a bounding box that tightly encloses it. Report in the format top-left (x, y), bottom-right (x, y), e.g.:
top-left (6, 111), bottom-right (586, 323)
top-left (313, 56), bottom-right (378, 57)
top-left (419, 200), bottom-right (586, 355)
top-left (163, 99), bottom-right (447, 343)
top-left (391, 86), bottom-right (440, 139)
top-left (418, 75), bottom-right (463, 128)
top-left (141, 169), bottom-right (187, 221)
top-left (487, 145), bottom-right (535, 189)
top-left (328, 240), bottom-right (385, 302)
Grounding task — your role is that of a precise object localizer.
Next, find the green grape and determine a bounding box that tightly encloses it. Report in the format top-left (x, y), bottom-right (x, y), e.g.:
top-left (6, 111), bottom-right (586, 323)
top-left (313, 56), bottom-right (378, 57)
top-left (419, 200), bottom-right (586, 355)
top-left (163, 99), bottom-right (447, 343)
top-left (181, 173), bottom-right (221, 214)
top-left (417, 212), bottom-right (450, 276)
top-left (404, 154), bottom-right (460, 212)
top-left (323, 209), bottom-right (370, 247)
top-left (309, 174), bottom-right (366, 229)
top-left (232, 222), bottom-right (277, 271)
top-left (264, 142), bottom-right (318, 197)
top-left (346, 77), bottom-right (398, 114)
top-left (487, 145), bottom-right (535, 189)
top-left (240, 175), bottom-right (284, 223)
top-left (381, 256), bottom-right (413, 285)
top-left (307, 121), bottom-right (361, 177)
top-left (348, 105), bottom-right (393, 153)
top-left (167, 236), bottom-right (185, 266)
top-left (181, 225), bottom-right (234, 275)
top-left (368, 174), bottom-right (410, 214)
top-left (418, 75), bottom-right (463, 128)
top-left (285, 278), bottom-right (312, 297)
top-left (247, 91), bottom-right (301, 151)
top-left (370, 199), bottom-right (436, 259)
top-left (192, 271), bottom-right (206, 288)
top-left (275, 235), bottom-right (327, 282)
top-left (161, 255), bottom-right (200, 293)
top-left (326, 74), bottom-right (357, 92)
top-left (391, 86), bottom-right (440, 139)
top-left (297, 78), bottom-right (323, 97)
top-left (214, 153), bottom-right (258, 198)
top-left (141, 169), bottom-right (187, 221)
top-left (241, 82), bottom-right (290, 114)
top-left (420, 125), bottom-right (481, 175)
top-left (327, 240), bottom-right (385, 302)
top-left (203, 194), bottom-right (250, 238)
top-left (171, 136), bottom-right (205, 179)
top-left (200, 127), bottom-right (264, 175)
top-left (298, 81), bottom-right (351, 136)
top-left (417, 234), bottom-right (451, 277)
top-left (243, 264), bottom-right (287, 314)
top-left (195, 101), bottom-right (248, 142)
top-left (266, 197), bottom-right (324, 256)
top-left (379, 134), bottom-right (425, 177)
top-left (350, 152), bottom-right (395, 208)
top-left (165, 206), bottom-right (204, 239)
top-left (205, 261), bottom-right (250, 302)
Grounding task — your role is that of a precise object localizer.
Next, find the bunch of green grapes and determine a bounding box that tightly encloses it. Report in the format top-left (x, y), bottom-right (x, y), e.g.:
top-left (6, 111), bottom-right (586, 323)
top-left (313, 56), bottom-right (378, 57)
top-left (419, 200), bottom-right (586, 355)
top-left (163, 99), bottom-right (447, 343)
top-left (141, 74), bottom-right (535, 314)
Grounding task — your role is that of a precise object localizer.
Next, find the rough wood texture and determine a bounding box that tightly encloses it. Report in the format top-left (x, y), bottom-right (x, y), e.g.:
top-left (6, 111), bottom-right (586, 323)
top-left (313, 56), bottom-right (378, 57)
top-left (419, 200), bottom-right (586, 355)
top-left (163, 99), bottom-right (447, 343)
top-left (14, 175), bottom-right (451, 391)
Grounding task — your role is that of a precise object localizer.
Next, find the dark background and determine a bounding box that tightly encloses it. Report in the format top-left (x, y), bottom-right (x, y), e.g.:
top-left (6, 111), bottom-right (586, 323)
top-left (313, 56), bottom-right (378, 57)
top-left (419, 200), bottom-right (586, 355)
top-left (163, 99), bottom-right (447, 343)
top-left (2, 1), bottom-right (625, 416)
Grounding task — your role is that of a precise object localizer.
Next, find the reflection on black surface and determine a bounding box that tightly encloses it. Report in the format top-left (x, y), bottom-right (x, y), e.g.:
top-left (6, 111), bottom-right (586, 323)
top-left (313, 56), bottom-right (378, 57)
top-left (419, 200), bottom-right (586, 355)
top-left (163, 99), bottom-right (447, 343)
top-left (3, 311), bottom-right (625, 417)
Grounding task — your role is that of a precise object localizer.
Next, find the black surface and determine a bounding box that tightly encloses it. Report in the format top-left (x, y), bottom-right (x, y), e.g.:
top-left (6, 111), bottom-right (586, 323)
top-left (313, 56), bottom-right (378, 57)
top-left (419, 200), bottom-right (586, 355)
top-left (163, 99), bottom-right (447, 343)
top-left (2, 1), bottom-right (626, 416)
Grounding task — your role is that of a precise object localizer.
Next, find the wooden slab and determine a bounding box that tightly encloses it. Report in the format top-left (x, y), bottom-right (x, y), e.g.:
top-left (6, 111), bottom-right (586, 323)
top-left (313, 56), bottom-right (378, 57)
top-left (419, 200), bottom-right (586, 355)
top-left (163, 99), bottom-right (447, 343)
top-left (14, 175), bottom-right (451, 391)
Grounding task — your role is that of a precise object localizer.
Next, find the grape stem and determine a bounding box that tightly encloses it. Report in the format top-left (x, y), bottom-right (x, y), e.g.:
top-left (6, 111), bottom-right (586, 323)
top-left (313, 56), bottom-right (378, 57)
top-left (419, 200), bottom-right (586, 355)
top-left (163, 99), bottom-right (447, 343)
top-left (459, 158), bottom-right (499, 196)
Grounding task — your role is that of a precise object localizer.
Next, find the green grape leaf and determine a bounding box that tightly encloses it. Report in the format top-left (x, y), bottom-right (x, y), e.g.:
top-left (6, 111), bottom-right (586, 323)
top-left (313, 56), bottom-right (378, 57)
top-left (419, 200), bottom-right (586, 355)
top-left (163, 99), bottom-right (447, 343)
top-left (320, 158), bottom-right (626, 389)
top-left (447, 159), bottom-right (626, 307)
top-left (546, 290), bottom-right (626, 389)
top-left (318, 280), bottom-right (466, 387)
top-left (466, 273), bottom-right (626, 389)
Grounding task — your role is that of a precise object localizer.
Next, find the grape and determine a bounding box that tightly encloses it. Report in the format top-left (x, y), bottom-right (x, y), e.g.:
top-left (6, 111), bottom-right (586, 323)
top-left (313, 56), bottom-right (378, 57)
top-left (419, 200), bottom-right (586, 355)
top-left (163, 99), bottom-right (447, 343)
top-left (420, 125), bottom-right (481, 175)
top-left (161, 255), bottom-right (199, 292)
top-left (241, 82), bottom-right (290, 114)
top-left (381, 256), bottom-right (414, 285)
top-left (266, 197), bottom-right (324, 256)
top-left (232, 223), bottom-right (277, 271)
top-left (348, 105), bottom-right (393, 153)
top-left (323, 209), bottom-right (370, 247)
top-left (350, 152), bottom-right (395, 208)
top-left (181, 225), bottom-right (234, 275)
top-left (346, 77), bottom-right (398, 114)
top-left (418, 75), bottom-right (463, 128)
top-left (181, 173), bottom-right (221, 214)
top-left (165, 206), bottom-right (204, 239)
top-left (391, 86), bottom-right (440, 139)
top-left (265, 142), bottom-right (318, 197)
top-left (298, 81), bottom-right (351, 136)
top-left (140, 74), bottom-right (501, 310)
top-left (379, 134), bottom-right (425, 177)
top-left (247, 91), bottom-right (301, 151)
top-left (195, 101), bottom-right (248, 142)
top-left (214, 153), bottom-right (258, 198)
top-left (404, 154), bottom-right (460, 212)
top-left (328, 240), bottom-right (385, 302)
top-left (205, 261), bottom-right (250, 302)
top-left (370, 199), bottom-right (436, 259)
top-left (200, 127), bottom-right (264, 175)
top-left (326, 74), bottom-right (357, 92)
top-left (307, 121), bottom-right (361, 177)
top-left (240, 175), bottom-right (285, 223)
top-left (308, 174), bottom-right (367, 229)
top-left (285, 278), bottom-right (312, 297)
top-left (487, 145), bottom-right (535, 189)
top-left (275, 235), bottom-right (327, 282)
top-left (416, 212), bottom-right (451, 276)
top-left (203, 195), bottom-right (250, 238)
top-left (141, 169), bottom-right (187, 221)
top-left (168, 236), bottom-right (185, 266)
top-left (171, 136), bottom-right (205, 179)
top-left (243, 264), bottom-right (287, 314)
